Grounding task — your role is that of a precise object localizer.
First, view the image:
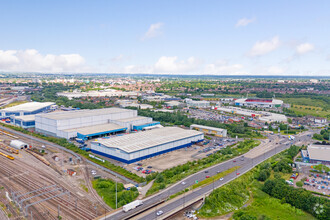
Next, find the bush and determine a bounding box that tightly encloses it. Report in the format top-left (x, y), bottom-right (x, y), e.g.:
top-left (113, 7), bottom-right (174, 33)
top-left (296, 181), bottom-right (303, 187)
top-left (262, 179), bottom-right (330, 220)
top-left (258, 169), bottom-right (270, 181)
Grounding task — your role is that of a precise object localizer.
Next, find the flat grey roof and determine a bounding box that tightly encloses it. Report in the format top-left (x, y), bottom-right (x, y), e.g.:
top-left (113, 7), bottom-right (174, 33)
top-left (2, 102), bottom-right (54, 112)
top-left (190, 124), bottom-right (226, 132)
top-left (308, 145), bottom-right (330, 162)
top-left (93, 127), bottom-right (203, 153)
top-left (63, 123), bottom-right (126, 135)
top-left (37, 108), bottom-right (135, 120)
top-left (14, 115), bottom-right (36, 121)
top-left (115, 116), bottom-right (151, 123)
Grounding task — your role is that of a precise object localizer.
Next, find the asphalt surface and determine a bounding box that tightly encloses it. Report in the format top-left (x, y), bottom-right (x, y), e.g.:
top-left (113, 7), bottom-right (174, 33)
top-left (104, 130), bottom-right (316, 220)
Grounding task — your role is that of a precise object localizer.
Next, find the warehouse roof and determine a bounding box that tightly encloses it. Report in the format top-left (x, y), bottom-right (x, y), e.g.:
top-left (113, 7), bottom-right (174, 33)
top-left (2, 102), bottom-right (55, 112)
top-left (37, 108), bottom-right (135, 120)
top-left (114, 116), bottom-right (151, 123)
top-left (307, 145), bottom-right (330, 162)
top-left (13, 115), bottom-right (35, 122)
top-left (94, 127), bottom-right (203, 153)
top-left (190, 124), bottom-right (226, 132)
top-left (235, 98), bottom-right (283, 105)
top-left (65, 123), bottom-right (126, 135)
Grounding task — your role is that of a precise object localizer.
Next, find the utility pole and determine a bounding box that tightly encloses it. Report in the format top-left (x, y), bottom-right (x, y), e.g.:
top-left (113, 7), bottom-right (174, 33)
top-left (286, 124), bottom-right (288, 135)
top-left (115, 175), bottom-right (117, 210)
top-left (58, 204), bottom-right (60, 219)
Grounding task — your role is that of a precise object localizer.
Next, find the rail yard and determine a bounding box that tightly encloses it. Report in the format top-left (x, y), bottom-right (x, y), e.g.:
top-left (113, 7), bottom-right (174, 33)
top-left (0, 127), bottom-right (113, 220)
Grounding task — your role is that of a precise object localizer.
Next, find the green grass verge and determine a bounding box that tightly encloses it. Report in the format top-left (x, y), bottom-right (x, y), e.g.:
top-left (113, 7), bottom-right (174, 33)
top-left (1, 101), bottom-right (28, 109)
top-left (192, 166), bottom-right (239, 189)
top-left (92, 178), bottom-right (139, 209)
top-left (169, 188), bottom-right (189, 200)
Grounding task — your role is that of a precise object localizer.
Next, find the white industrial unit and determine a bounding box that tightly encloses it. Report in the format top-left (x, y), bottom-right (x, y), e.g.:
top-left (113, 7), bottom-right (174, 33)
top-left (190, 124), bottom-right (227, 137)
top-left (1, 102), bottom-right (55, 118)
top-left (110, 116), bottom-right (153, 132)
top-left (91, 127), bottom-right (204, 163)
top-left (35, 108), bottom-right (137, 139)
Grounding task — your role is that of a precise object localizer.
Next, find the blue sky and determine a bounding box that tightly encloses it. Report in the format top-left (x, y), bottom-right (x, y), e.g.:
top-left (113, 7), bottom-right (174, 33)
top-left (0, 0), bottom-right (329, 75)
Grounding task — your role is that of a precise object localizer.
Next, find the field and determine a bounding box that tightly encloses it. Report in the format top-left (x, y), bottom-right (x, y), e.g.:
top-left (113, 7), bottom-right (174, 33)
top-left (233, 182), bottom-right (316, 220)
top-left (282, 97), bottom-right (329, 118)
top-left (92, 178), bottom-right (139, 209)
top-left (290, 104), bottom-right (329, 118)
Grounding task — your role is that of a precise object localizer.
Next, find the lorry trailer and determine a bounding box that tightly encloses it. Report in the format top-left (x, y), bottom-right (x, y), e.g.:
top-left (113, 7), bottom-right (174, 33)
top-left (122, 200), bottom-right (143, 212)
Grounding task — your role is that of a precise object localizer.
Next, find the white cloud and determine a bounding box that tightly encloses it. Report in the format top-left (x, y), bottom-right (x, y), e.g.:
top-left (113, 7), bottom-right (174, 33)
top-left (111, 54), bottom-right (125, 62)
top-left (235, 17), bottom-right (255, 27)
top-left (204, 60), bottom-right (244, 75)
top-left (153, 56), bottom-right (202, 73)
top-left (267, 66), bottom-right (284, 74)
top-left (248, 36), bottom-right (280, 56)
top-left (296, 43), bottom-right (314, 54)
top-left (0, 49), bottom-right (86, 72)
top-left (142, 22), bottom-right (164, 40)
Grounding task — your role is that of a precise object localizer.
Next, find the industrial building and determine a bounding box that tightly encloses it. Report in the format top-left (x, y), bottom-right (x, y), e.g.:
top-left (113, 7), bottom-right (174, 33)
top-left (91, 127), bottom-right (203, 163)
top-left (234, 98), bottom-right (283, 108)
top-left (216, 106), bottom-right (287, 123)
top-left (190, 124), bottom-right (227, 137)
top-left (35, 108), bottom-right (158, 140)
top-left (10, 115), bottom-right (36, 128)
top-left (109, 116), bottom-right (157, 132)
top-left (185, 99), bottom-right (210, 108)
top-left (301, 145), bottom-right (330, 165)
top-left (0, 101), bottom-right (55, 118)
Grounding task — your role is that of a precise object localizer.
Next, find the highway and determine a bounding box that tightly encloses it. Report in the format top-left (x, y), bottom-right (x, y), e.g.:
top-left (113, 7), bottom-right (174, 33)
top-left (103, 130), bottom-right (316, 220)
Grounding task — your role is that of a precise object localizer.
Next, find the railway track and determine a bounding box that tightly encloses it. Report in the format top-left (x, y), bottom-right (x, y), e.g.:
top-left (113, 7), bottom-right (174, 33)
top-left (0, 157), bottom-right (98, 220)
top-left (82, 161), bottom-right (112, 212)
top-left (0, 128), bottom-right (114, 219)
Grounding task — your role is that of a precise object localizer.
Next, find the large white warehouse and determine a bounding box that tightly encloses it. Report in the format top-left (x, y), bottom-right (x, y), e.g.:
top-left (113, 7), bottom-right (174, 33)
top-left (1, 101), bottom-right (55, 118)
top-left (91, 127), bottom-right (204, 163)
top-left (35, 108), bottom-right (137, 139)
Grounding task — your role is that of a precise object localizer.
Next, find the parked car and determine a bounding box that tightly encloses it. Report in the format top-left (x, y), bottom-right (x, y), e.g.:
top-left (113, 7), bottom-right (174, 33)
top-left (206, 176), bottom-right (210, 178)
top-left (205, 170), bottom-right (209, 173)
top-left (182, 181), bottom-right (186, 185)
top-left (156, 210), bottom-right (163, 216)
top-left (220, 178), bottom-right (224, 181)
